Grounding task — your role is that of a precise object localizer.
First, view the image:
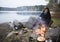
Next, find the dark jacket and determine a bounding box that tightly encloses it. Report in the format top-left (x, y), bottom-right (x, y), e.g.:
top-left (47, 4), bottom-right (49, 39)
top-left (40, 13), bottom-right (51, 25)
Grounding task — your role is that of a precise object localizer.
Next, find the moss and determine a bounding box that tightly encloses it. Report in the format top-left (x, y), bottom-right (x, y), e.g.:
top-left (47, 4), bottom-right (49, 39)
top-left (52, 18), bottom-right (60, 26)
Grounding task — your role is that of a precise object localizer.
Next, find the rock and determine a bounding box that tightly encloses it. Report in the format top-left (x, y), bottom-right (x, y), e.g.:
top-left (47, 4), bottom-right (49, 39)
top-left (45, 27), bottom-right (60, 42)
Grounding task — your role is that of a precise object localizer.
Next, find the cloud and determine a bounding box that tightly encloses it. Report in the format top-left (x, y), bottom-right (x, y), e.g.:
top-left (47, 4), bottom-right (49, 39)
top-left (0, 0), bottom-right (48, 7)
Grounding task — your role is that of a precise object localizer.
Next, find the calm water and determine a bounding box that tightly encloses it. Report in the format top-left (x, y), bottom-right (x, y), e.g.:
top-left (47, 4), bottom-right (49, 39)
top-left (0, 11), bottom-right (41, 23)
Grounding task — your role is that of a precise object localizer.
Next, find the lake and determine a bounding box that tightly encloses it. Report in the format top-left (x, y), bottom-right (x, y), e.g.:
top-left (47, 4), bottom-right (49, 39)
top-left (0, 11), bottom-right (41, 23)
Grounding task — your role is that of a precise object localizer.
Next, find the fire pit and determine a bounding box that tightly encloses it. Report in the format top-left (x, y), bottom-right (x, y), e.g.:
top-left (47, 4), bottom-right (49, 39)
top-left (32, 24), bottom-right (46, 42)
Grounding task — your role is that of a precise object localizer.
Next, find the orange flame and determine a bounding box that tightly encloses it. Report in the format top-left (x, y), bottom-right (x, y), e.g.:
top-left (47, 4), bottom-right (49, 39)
top-left (33, 25), bottom-right (46, 41)
top-left (40, 25), bottom-right (46, 36)
top-left (34, 25), bottom-right (46, 35)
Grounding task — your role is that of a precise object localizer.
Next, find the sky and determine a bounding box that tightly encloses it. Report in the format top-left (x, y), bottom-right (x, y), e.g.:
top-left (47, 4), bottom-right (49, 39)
top-left (0, 0), bottom-right (49, 8)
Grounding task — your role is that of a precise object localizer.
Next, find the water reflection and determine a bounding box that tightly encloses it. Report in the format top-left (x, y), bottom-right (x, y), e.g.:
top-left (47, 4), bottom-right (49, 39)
top-left (0, 11), bottom-right (41, 23)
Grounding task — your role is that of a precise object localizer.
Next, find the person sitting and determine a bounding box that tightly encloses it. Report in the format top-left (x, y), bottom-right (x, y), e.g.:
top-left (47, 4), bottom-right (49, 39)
top-left (40, 7), bottom-right (53, 27)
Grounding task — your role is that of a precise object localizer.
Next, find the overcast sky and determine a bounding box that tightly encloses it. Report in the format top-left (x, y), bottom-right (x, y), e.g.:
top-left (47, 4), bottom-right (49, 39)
top-left (0, 0), bottom-right (49, 8)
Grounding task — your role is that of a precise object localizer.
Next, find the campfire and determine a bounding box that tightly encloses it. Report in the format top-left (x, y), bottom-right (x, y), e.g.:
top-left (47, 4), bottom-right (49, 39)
top-left (33, 25), bottom-right (46, 42)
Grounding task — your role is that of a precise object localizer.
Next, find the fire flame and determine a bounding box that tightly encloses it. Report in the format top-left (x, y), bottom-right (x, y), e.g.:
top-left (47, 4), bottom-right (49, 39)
top-left (40, 25), bottom-right (46, 36)
top-left (34, 24), bottom-right (46, 41)
top-left (34, 25), bottom-right (46, 35)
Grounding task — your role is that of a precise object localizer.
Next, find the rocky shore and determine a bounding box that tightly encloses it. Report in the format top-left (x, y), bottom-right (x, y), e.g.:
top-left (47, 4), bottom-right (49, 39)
top-left (0, 22), bottom-right (60, 42)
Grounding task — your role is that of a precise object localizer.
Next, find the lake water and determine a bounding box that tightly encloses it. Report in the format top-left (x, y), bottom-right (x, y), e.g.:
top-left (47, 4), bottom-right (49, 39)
top-left (0, 11), bottom-right (41, 23)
